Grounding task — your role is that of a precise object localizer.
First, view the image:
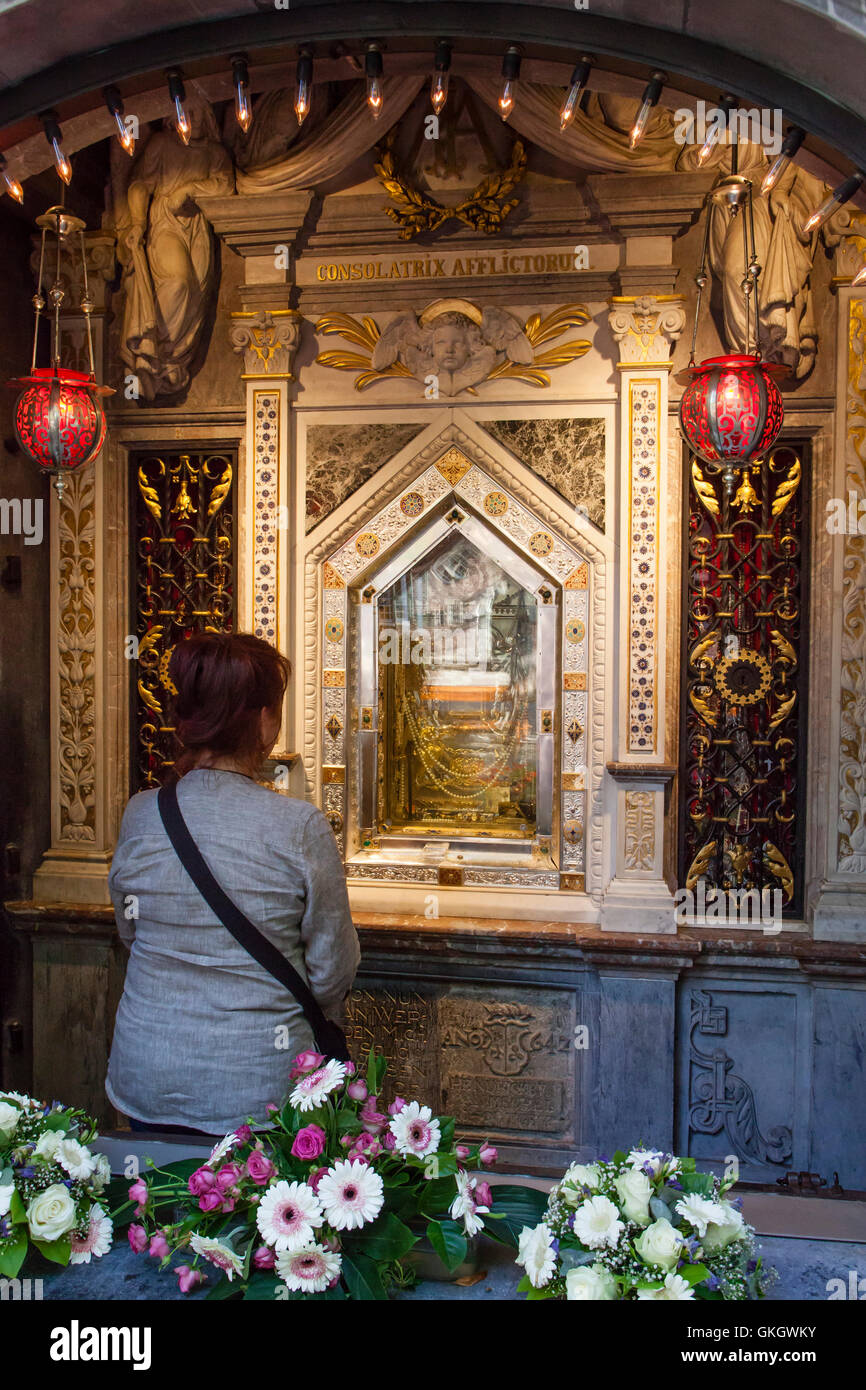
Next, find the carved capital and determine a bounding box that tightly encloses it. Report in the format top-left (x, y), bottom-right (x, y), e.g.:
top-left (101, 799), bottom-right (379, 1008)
top-left (608, 295), bottom-right (686, 366)
top-left (230, 309), bottom-right (302, 379)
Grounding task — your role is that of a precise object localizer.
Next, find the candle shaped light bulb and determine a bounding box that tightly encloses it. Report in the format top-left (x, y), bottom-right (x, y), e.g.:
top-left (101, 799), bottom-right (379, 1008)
top-left (295, 49), bottom-right (313, 125)
top-left (761, 126), bottom-right (805, 195)
top-left (559, 57), bottom-right (592, 132)
top-left (232, 56), bottom-right (252, 134)
top-left (629, 70), bottom-right (666, 150)
top-left (499, 45), bottom-right (521, 121)
top-left (167, 70), bottom-right (191, 145)
top-left (0, 155), bottom-right (23, 203)
top-left (41, 114), bottom-right (72, 184)
top-left (103, 86), bottom-right (135, 156)
top-left (853, 263), bottom-right (866, 287)
top-left (365, 44), bottom-right (384, 120)
top-left (430, 41), bottom-right (451, 115)
top-left (803, 171), bottom-right (864, 234)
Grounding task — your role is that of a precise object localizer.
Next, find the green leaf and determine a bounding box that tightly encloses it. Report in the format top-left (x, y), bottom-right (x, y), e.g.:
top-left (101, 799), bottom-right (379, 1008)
top-left (158, 1158), bottom-right (204, 1182)
top-left (418, 1174), bottom-right (459, 1215)
top-left (517, 1272), bottom-right (556, 1300)
top-left (242, 1271), bottom-right (284, 1301)
top-left (612, 1150), bottom-right (628, 1164)
top-left (342, 1251), bottom-right (388, 1301)
top-left (336, 1111), bottom-right (364, 1136)
top-left (343, 1213), bottom-right (416, 1263)
top-left (679, 1262), bottom-right (710, 1286)
top-left (33, 1236), bottom-right (71, 1266)
top-left (678, 1172), bottom-right (715, 1197)
top-left (9, 1190), bottom-right (26, 1224)
top-left (43, 1111), bottom-right (73, 1133)
top-left (0, 1228), bottom-right (27, 1277)
top-left (425, 1218), bottom-right (468, 1273)
top-left (439, 1116), bottom-right (455, 1149)
top-left (206, 1277), bottom-right (243, 1301)
top-left (483, 1184), bottom-right (549, 1248)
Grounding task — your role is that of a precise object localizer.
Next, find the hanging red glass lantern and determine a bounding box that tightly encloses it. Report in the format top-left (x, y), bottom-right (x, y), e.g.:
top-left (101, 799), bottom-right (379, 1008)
top-left (7, 205), bottom-right (112, 499)
top-left (679, 354), bottom-right (785, 466)
top-left (12, 366), bottom-right (107, 472)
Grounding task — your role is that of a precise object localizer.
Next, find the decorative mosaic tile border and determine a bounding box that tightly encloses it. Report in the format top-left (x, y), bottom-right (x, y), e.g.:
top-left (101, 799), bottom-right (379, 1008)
top-left (252, 391), bottom-right (280, 643)
top-left (628, 380), bottom-right (659, 753)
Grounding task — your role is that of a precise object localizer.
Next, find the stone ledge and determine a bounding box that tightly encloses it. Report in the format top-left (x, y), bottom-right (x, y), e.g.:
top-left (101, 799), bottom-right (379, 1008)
top-left (6, 900), bottom-right (866, 971)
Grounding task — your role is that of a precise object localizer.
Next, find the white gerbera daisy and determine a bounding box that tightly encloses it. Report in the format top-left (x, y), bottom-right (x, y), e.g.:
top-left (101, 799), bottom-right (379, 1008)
top-left (674, 1193), bottom-right (725, 1237)
top-left (572, 1194), bottom-right (625, 1250)
top-left (517, 1222), bottom-right (556, 1289)
top-left (388, 1100), bottom-right (441, 1159)
top-left (317, 1160), bottom-right (385, 1231)
top-left (276, 1242), bottom-right (342, 1293)
top-left (207, 1132), bottom-right (238, 1165)
top-left (256, 1180), bottom-right (324, 1250)
top-left (69, 1204), bottom-right (113, 1264)
top-left (55, 1137), bottom-right (97, 1180)
top-left (637, 1272), bottom-right (695, 1300)
top-left (190, 1234), bottom-right (244, 1281)
top-left (449, 1170), bottom-right (489, 1238)
top-left (91, 1153), bottom-right (112, 1192)
top-left (290, 1060), bottom-right (347, 1113)
top-left (627, 1148), bottom-right (665, 1173)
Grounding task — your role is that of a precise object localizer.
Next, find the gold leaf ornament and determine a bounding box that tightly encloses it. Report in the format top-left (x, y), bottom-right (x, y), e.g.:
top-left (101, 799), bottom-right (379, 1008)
top-left (691, 459), bottom-right (720, 517)
top-left (374, 134), bottom-right (527, 240)
top-left (763, 840), bottom-right (794, 902)
top-left (771, 456), bottom-right (801, 517)
top-left (686, 840), bottom-right (717, 892)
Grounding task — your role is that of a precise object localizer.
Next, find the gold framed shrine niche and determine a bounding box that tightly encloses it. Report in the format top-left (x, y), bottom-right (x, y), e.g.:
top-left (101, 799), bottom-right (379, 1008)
top-left (305, 429), bottom-right (609, 920)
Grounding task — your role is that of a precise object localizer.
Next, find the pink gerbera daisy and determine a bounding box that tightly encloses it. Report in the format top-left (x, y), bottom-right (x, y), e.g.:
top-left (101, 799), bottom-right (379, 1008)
top-left (389, 1100), bottom-right (441, 1159)
top-left (69, 1204), bottom-right (113, 1264)
top-left (255, 1180), bottom-right (323, 1251)
top-left (276, 1243), bottom-right (341, 1293)
top-left (317, 1160), bottom-right (384, 1231)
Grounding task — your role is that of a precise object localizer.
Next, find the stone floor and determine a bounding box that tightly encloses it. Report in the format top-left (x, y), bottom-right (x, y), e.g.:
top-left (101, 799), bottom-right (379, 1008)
top-left (35, 1233), bottom-right (866, 1302)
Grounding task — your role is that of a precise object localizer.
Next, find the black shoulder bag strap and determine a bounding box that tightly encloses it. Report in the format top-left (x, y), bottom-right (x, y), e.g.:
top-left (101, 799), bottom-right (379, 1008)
top-left (157, 780), bottom-right (350, 1063)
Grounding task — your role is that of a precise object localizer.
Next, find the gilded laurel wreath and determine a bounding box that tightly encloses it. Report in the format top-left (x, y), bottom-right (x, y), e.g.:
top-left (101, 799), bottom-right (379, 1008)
top-left (374, 135), bottom-right (528, 240)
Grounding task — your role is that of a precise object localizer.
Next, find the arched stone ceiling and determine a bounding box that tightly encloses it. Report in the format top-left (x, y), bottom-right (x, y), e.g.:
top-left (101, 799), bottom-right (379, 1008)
top-left (0, 0), bottom-right (863, 197)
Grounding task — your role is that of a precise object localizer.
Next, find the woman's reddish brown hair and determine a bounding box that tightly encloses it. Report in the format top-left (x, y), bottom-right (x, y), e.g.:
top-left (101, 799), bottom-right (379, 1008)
top-left (167, 632), bottom-right (290, 778)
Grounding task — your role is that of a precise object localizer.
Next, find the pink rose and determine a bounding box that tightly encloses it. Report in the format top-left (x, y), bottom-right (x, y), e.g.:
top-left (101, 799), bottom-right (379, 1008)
top-left (253, 1246), bottom-right (275, 1270)
top-left (475, 1181), bottom-right (493, 1209)
top-left (479, 1144), bottom-right (498, 1165)
top-left (176, 1264), bottom-right (207, 1293)
top-left (347, 1080), bottom-right (368, 1102)
top-left (266, 1103), bottom-right (279, 1116)
top-left (345, 1061), bottom-right (356, 1075)
top-left (456, 1144), bottom-right (471, 1161)
top-left (387, 1097), bottom-right (406, 1116)
top-left (148, 1232), bottom-right (170, 1260)
top-left (214, 1162), bottom-right (242, 1193)
top-left (360, 1095), bottom-right (388, 1134)
top-left (290, 1050), bottom-right (326, 1080)
top-left (128, 1224), bottom-right (148, 1254)
top-left (128, 1178), bottom-right (148, 1209)
top-left (234, 1124), bottom-right (252, 1144)
top-left (348, 1132), bottom-right (381, 1162)
top-left (246, 1149), bottom-right (276, 1185)
top-left (291, 1124), bottom-right (327, 1162)
top-left (188, 1166), bottom-right (216, 1197)
top-left (220, 1197), bottom-right (236, 1213)
top-left (383, 1132), bottom-right (396, 1152)
top-left (198, 1190), bottom-right (223, 1213)
top-left (308, 1166), bottom-right (329, 1194)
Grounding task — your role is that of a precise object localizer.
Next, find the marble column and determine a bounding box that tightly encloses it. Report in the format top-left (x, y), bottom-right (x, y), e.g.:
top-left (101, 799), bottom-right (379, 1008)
top-left (601, 294), bottom-right (686, 933)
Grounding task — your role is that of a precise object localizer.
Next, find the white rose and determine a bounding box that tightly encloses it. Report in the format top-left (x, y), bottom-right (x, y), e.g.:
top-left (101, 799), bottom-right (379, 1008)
top-left (0, 1101), bottom-right (21, 1141)
top-left (633, 1217), bottom-right (684, 1272)
top-left (55, 1138), bottom-right (97, 1181)
top-left (614, 1168), bottom-right (652, 1226)
top-left (565, 1262), bottom-right (618, 1300)
top-left (0, 1179), bottom-right (15, 1217)
top-left (561, 1163), bottom-right (601, 1204)
top-left (91, 1153), bottom-right (112, 1192)
top-left (26, 1183), bottom-right (77, 1242)
top-left (700, 1203), bottom-right (746, 1252)
top-left (34, 1130), bottom-right (64, 1161)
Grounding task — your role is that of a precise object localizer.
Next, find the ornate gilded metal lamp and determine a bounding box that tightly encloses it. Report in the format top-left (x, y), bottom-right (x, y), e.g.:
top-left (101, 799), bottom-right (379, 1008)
top-left (8, 205), bottom-right (112, 501)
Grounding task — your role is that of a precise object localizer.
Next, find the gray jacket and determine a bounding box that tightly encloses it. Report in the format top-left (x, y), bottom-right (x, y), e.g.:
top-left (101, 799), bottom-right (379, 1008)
top-left (105, 768), bottom-right (360, 1132)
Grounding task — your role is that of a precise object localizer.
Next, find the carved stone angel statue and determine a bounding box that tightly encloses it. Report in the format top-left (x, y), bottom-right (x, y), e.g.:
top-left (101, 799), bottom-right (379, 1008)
top-left (371, 303), bottom-right (533, 396)
top-left (115, 98), bottom-right (234, 399)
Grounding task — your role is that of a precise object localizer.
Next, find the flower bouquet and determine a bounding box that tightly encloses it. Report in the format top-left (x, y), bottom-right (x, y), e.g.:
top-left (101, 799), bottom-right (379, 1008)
top-left (515, 1147), bottom-right (775, 1300)
top-left (113, 1050), bottom-right (500, 1299)
top-left (0, 1091), bottom-right (113, 1278)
